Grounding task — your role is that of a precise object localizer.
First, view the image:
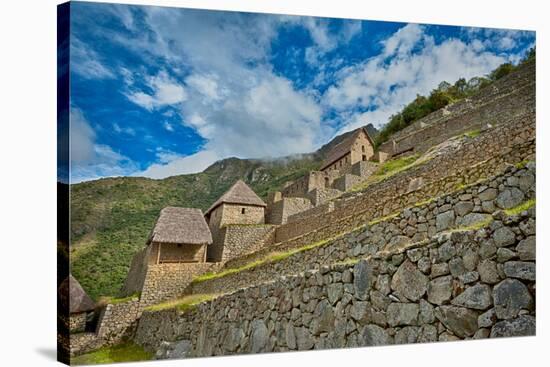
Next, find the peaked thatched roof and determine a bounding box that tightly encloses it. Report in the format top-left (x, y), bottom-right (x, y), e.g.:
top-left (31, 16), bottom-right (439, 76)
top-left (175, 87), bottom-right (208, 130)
top-left (58, 274), bottom-right (95, 314)
top-left (148, 207), bottom-right (212, 245)
top-left (205, 180), bottom-right (266, 216)
top-left (321, 127), bottom-right (375, 170)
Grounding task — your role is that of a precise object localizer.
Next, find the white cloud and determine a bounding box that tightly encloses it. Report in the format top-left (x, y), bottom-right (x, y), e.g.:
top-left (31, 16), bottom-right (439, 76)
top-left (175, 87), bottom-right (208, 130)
top-left (125, 70), bottom-right (187, 111)
top-left (70, 108), bottom-right (138, 182)
top-left (113, 122), bottom-right (136, 136)
top-left (137, 150), bottom-right (219, 178)
top-left (185, 74), bottom-right (224, 101)
top-left (325, 24), bottom-right (511, 135)
top-left (70, 37), bottom-right (114, 79)
top-left (163, 121), bottom-right (174, 132)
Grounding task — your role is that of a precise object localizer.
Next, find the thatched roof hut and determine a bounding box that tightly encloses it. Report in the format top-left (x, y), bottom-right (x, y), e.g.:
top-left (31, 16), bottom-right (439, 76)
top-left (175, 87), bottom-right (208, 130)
top-left (147, 207), bottom-right (212, 245)
top-left (58, 274), bottom-right (95, 314)
top-left (205, 180), bottom-right (266, 216)
top-left (321, 127), bottom-right (375, 170)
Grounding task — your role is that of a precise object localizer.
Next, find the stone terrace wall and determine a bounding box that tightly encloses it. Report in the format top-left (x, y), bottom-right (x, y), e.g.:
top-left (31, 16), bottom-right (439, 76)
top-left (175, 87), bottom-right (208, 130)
top-left (221, 225), bottom-right (276, 261)
top-left (231, 134), bottom-right (534, 272)
top-left (306, 188), bottom-right (342, 206)
top-left (96, 299), bottom-right (140, 340)
top-left (140, 263), bottom-right (219, 308)
top-left (268, 197), bottom-right (313, 225)
top-left (287, 201), bottom-right (334, 224)
top-left (379, 60), bottom-right (535, 156)
top-left (188, 163), bottom-right (534, 297)
top-left (71, 298), bottom-right (141, 356)
top-left (274, 112), bottom-right (534, 244)
top-left (135, 203), bottom-right (536, 356)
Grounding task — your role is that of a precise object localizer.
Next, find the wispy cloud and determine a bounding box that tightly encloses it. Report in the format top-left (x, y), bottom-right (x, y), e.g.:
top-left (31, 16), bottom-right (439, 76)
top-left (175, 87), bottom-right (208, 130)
top-left (70, 108), bottom-right (138, 182)
top-left (70, 37), bottom-right (114, 79)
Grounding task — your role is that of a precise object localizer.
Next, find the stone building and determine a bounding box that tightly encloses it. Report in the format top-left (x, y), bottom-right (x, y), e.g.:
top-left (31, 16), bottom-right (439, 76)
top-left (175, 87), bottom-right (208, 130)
top-left (205, 180), bottom-right (267, 261)
top-left (320, 127), bottom-right (375, 173)
top-left (58, 274), bottom-right (95, 333)
top-left (147, 207), bottom-right (212, 264)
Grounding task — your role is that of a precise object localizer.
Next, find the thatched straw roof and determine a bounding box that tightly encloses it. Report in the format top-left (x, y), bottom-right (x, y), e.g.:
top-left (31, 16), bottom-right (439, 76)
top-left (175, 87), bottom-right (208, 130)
top-left (205, 180), bottom-right (266, 216)
top-left (58, 274), bottom-right (95, 314)
top-left (148, 207), bottom-right (212, 245)
top-left (321, 127), bottom-right (375, 170)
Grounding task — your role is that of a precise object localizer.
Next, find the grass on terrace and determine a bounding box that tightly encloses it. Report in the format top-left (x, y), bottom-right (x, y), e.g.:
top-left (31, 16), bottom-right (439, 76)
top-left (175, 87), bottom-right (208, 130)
top-left (98, 292), bottom-right (140, 306)
top-left (71, 342), bottom-right (152, 365)
top-left (351, 154), bottom-right (422, 192)
top-left (193, 237), bottom-right (334, 283)
top-left (145, 293), bottom-right (220, 312)
top-left (504, 198), bottom-right (536, 216)
top-left (463, 129), bottom-right (481, 138)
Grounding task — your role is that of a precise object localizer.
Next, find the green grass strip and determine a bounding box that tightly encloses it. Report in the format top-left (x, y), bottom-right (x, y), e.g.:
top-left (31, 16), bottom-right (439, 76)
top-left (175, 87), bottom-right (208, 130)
top-left (145, 293), bottom-right (220, 312)
top-left (504, 198), bottom-right (535, 216)
top-left (71, 342), bottom-right (152, 365)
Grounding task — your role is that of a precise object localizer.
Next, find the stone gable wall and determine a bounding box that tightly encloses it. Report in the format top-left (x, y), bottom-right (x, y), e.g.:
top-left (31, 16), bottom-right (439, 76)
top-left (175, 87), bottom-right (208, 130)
top-left (121, 246), bottom-right (151, 297)
top-left (220, 225), bottom-right (277, 262)
top-left (135, 197), bottom-right (535, 356)
top-left (188, 164), bottom-right (534, 297)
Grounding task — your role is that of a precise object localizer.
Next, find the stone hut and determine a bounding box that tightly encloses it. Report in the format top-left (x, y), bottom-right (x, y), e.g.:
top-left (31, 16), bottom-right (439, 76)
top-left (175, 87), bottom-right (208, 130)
top-left (320, 127), bottom-right (375, 173)
top-left (205, 180), bottom-right (267, 261)
top-left (147, 207), bottom-right (212, 264)
top-left (58, 274), bottom-right (95, 333)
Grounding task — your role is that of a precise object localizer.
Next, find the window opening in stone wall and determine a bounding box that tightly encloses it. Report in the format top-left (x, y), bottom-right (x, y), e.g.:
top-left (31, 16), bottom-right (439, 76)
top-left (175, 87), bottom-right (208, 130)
top-left (241, 208), bottom-right (246, 214)
top-left (362, 155), bottom-right (367, 161)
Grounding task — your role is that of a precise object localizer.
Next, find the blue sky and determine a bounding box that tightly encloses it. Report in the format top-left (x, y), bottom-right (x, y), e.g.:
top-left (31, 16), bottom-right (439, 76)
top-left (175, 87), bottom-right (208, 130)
top-left (65, 1), bottom-right (535, 183)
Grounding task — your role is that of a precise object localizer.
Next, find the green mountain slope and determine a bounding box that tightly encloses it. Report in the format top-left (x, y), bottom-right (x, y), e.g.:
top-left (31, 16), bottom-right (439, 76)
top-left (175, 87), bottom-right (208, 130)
top-left (70, 125), bottom-right (377, 300)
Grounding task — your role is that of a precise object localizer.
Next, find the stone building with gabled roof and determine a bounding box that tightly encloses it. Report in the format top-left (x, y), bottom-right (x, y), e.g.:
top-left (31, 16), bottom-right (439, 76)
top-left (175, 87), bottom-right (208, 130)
top-left (205, 180), bottom-right (267, 261)
top-left (320, 127), bottom-right (375, 173)
top-left (58, 274), bottom-right (96, 333)
top-left (147, 207), bottom-right (212, 264)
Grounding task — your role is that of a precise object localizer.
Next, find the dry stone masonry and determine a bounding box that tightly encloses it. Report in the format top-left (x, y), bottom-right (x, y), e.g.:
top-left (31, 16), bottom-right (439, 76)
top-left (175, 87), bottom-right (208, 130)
top-left (135, 202), bottom-right (535, 356)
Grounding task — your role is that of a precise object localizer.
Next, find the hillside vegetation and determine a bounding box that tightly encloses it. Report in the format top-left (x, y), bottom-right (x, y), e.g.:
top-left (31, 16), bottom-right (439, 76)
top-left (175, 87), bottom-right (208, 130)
top-left (374, 47), bottom-right (535, 147)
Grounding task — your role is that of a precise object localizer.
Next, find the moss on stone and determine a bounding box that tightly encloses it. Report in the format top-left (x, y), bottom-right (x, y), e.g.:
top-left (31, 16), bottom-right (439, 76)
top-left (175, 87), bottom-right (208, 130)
top-left (368, 212), bottom-right (400, 225)
top-left (71, 342), bottom-right (152, 365)
top-left (193, 260), bottom-right (264, 283)
top-left (504, 198), bottom-right (535, 216)
top-left (145, 293), bottom-right (220, 312)
top-left (463, 129), bottom-right (481, 138)
top-left (99, 292), bottom-right (140, 305)
top-left (514, 160), bottom-right (532, 169)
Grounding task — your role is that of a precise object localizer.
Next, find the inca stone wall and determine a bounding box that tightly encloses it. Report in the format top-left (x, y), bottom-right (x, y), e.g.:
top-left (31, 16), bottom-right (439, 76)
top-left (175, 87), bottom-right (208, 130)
top-left (70, 298), bottom-right (141, 356)
top-left (378, 60), bottom-right (535, 157)
top-left (268, 197), bottom-right (313, 225)
top-left (220, 225), bottom-right (276, 261)
top-left (274, 112), bottom-right (534, 244)
top-left (69, 313), bottom-right (87, 333)
top-left (135, 199), bottom-right (535, 356)
top-left (96, 298), bottom-right (140, 340)
top-left (121, 247), bottom-right (151, 297)
top-left (306, 187), bottom-right (342, 206)
top-left (208, 203), bottom-right (265, 261)
top-left (228, 132), bottom-right (534, 273)
top-left (140, 263), bottom-right (219, 308)
top-left (188, 163), bottom-right (534, 297)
